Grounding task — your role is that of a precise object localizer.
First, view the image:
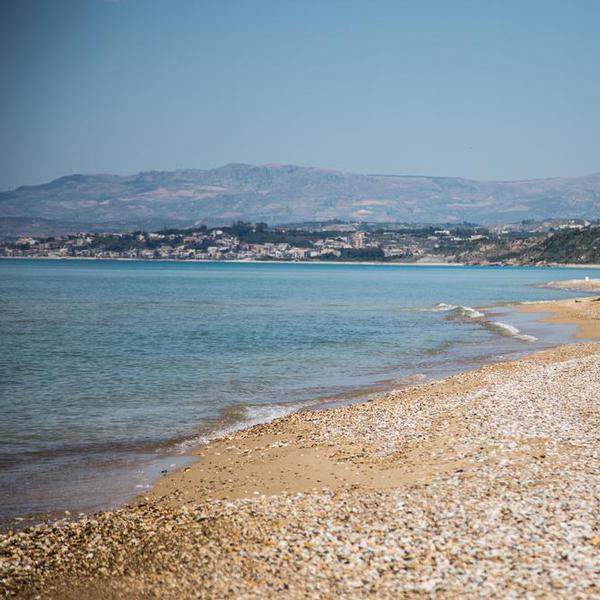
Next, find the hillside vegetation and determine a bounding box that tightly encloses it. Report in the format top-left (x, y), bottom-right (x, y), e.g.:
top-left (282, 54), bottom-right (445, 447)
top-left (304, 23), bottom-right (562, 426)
top-left (515, 226), bottom-right (600, 264)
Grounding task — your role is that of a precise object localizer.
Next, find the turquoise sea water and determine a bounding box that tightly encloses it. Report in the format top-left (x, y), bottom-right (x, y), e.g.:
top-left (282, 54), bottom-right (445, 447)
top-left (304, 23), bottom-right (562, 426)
top-left (0, 259), bottom-right (597, 522)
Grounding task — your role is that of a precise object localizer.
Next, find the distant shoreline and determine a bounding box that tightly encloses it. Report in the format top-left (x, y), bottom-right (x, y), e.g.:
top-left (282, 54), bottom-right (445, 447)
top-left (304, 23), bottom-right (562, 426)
top-left (4, 255), bottom-right (600, 268)
top-left (0, 255), bottom-right (464, 266)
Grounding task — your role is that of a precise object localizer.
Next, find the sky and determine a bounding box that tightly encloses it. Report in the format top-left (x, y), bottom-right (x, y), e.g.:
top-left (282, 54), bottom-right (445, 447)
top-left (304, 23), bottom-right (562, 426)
top-left (1, 0), bottom-right (599, 190)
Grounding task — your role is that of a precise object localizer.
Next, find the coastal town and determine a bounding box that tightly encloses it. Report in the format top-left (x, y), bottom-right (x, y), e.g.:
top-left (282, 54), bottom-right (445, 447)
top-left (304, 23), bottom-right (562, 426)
top-left (1, 218), bottom-right (596, 265)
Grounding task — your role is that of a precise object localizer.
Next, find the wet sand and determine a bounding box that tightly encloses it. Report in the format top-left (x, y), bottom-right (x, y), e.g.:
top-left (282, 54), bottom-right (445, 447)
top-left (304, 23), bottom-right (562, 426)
top-left (2, 298), bottom-right (600, 598)
top-left (519, 293), bottom-right (600, 339)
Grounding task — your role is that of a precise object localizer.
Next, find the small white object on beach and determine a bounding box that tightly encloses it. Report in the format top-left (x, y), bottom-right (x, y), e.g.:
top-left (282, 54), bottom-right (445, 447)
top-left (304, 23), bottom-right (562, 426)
top-left (585, 276), bottom-right (590, 281)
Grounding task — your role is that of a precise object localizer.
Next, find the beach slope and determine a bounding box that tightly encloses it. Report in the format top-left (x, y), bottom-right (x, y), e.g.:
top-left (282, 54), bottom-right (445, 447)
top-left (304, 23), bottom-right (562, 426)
top-left (2, 304), bottom-right (600, 598)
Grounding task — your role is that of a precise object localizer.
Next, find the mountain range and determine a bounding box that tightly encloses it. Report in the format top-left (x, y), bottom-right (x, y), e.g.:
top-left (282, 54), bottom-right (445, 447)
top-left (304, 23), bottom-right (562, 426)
top-left (2, 163), bottom-right (600, 237)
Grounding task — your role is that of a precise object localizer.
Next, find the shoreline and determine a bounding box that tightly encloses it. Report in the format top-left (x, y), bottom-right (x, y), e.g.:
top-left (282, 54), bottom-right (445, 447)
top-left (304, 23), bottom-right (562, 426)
top-left (540, 277), bottom-right (600, 294)
top-left (0, 304), bottom-right (551, 532)
top-left (1, 255), bottom-right (465, 266)
top-left (5, 255), bottom-right (600, 268)
top-left (517, 294), bottom-right (600, 339)
top-left (0, 297), bottom-right (595, 515)
top-left (144, 295), bottom-right (600, 508)
top-left (2, 294), bottom-right (600, 597)
top-left (0, 299), bottom-right (574, 529)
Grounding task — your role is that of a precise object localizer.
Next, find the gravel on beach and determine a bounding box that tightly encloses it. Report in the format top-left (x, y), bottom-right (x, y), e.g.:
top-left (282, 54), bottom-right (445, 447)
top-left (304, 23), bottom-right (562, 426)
top-left (2, 342), bottom-right (600, 599)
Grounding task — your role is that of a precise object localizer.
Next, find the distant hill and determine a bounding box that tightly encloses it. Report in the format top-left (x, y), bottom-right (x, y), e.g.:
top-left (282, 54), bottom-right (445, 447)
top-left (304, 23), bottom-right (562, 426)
top-left (1, 163), bottom-right (600, 236)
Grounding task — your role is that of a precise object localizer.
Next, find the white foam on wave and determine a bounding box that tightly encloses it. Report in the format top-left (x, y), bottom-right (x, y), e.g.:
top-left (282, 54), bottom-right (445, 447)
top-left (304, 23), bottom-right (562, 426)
top-left (174, 402), bottom-right (305, 453)
top-left (488, 321), bottom-right (538, 342)
top-left (430, 302), bottom-right (538, 342)
top-left (426, 303), bottom-right (484, 318)
top-left (456, 306), bottom-right (485, 319)
top-left (431, 302), bottom-right (457, 311)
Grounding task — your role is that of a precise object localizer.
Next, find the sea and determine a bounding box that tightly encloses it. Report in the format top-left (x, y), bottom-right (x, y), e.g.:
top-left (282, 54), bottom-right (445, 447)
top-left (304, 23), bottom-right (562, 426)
top-left (0, 259), bottom-right (597, 524)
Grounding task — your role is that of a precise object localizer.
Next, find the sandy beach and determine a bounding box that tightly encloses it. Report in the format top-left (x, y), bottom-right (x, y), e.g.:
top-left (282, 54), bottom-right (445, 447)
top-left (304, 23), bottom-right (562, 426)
top-left (2, 290), bottom-right (600, 598)
top-left (542, 277), bottom-right (600, 293)
top-left (519, 286), bottom-right (600, 339)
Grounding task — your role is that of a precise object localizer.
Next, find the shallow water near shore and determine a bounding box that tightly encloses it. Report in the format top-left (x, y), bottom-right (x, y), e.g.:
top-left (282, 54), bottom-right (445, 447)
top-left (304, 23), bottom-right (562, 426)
top-left (0, 259), bottom-right (597, 524)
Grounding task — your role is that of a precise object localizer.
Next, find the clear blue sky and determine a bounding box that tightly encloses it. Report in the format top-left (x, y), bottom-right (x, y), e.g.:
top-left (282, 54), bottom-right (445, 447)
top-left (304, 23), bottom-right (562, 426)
top-left (1, 0), bottom-right (599, 189)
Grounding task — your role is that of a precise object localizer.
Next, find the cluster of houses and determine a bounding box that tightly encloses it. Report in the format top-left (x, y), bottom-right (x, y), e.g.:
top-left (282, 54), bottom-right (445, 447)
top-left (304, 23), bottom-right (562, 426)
top-left (4, 222), bottom-right (543, 262)
top-left (1, 228), bottom-right (423, 261)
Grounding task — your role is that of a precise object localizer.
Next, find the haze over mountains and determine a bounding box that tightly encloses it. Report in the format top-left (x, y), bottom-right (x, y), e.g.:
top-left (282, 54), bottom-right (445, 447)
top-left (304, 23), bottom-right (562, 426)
top-left (2, 163), bottom-right (600, 237)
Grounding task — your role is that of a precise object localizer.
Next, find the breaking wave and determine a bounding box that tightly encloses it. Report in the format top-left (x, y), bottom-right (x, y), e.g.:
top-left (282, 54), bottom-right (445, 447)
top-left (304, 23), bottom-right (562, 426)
top-left (175, 403), bottom-right (304, 452)
top-left (485, 321), bottom-right (538, 342)
top-left (427, 302), bottom-right (537, 342)
top-left (427, 303), bottom-right (485, 318)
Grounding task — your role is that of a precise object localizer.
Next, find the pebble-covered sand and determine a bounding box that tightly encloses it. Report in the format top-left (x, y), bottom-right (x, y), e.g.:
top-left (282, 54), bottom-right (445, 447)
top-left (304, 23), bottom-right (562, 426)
top-left (2, 341), bottom-right (600, 597)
